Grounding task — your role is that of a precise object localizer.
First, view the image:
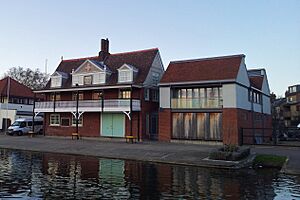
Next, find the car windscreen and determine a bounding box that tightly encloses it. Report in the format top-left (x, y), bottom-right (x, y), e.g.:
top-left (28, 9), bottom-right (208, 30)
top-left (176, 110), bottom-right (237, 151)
top-left (11, 121), bottom-right (22, 126)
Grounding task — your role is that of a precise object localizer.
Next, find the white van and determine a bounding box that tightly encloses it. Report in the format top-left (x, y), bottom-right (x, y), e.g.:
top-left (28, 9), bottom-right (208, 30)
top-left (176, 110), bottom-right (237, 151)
top-left (7, 117), bottom-right (43, 136)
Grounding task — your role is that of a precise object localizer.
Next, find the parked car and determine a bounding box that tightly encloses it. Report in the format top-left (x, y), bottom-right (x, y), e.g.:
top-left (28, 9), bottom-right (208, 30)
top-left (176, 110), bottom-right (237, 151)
top-left (7, 117), bottom-right (43, 136)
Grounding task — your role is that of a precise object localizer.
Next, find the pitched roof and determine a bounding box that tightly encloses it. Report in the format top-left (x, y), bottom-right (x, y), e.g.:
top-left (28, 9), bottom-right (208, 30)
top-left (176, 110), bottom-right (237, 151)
top-left (0, 77), bottom-right (34, 98)
top-left (44, 48), bottom-right (158, 90)
top-left (249, 76), bottom-right (264, 90)
top-left (160, 54), bottom-right (244, 84)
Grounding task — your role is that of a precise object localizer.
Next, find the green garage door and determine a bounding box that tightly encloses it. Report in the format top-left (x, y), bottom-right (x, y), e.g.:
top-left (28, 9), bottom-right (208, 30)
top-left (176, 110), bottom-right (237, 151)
top-left (101, 113), bottom-right (125, 137)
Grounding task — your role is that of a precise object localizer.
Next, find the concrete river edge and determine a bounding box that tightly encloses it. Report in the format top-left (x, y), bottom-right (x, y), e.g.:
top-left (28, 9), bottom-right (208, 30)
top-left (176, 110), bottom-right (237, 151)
top-left (0, 134), bottom-right (299, 174)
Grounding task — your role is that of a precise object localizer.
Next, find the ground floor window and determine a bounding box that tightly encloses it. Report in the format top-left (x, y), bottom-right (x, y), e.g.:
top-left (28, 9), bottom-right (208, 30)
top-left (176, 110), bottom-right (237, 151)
top-left (61, 118), bottom-right (70, 126)
top-left (50, 114), bottom-right (60, 126)
top-left (172, 112), bottom-right (222, 140)
top-left (72, 114), bottom-right (83, 126)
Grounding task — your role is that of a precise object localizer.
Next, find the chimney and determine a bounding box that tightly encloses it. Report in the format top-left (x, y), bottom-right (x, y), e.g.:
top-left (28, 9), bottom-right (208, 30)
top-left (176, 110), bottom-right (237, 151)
top-left (99, 38), bottom-right (110, 60)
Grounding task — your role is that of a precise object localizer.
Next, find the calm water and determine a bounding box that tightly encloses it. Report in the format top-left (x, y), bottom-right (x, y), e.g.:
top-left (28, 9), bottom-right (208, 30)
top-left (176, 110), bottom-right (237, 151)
top-left (0, 149), bottom-right (299, 199)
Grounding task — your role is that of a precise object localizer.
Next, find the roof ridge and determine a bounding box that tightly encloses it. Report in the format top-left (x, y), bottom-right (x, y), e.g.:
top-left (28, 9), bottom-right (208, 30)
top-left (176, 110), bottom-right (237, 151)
top-left (62, 56), bottom-right (99, 62)
top-left (111, 48), bottom-right (158, 56)
top-left (170, 54), bottom-right (245, 64)
top-left (61, 48), bottom-right (158, 62)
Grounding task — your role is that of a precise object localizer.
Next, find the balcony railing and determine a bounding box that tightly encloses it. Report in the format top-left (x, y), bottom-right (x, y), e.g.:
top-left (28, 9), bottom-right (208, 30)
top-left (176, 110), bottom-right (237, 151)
top-left (35, 99), bottom-right (141, 112)
top-left (171, 98), bottom-right (223, 109)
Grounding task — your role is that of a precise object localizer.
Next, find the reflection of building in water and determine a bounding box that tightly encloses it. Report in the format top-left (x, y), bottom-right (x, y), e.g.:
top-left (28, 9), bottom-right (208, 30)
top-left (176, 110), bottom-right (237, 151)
top-left (0, 149), bottom-right (43, 196)
top-left (124, 161), bottom-right (173, 199)
top-left (99, 159), bottom-right (130, 198)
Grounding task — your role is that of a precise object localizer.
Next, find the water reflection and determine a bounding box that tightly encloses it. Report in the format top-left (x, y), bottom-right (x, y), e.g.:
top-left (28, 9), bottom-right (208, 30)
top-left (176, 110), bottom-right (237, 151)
top-left (0, 149), bottom-right (299, 199)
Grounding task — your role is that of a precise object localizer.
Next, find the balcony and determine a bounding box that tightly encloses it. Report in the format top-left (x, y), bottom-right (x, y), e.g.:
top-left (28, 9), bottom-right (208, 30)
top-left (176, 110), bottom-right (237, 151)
top-left (171, 98), bottom-right (223, 109)
top-left (34, 99), bottom-right (141, 113)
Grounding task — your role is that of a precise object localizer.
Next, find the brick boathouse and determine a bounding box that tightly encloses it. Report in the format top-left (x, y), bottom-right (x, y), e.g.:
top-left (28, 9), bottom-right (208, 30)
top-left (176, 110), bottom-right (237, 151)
top-left (158, 54), bottom-right (272, 145)
top-left (34, 39), bottom-right (164, 140)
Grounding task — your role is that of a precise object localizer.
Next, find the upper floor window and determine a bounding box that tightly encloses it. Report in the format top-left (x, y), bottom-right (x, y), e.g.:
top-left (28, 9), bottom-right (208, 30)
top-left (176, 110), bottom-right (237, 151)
top-left (248, 89), bottom-right (261, 104)
top-left (93, 91), bottom-right (103, 100)
top-left (144, 88), bottom-right (150, 101)
top-left (72, 92), bottom-right (84, 100)
top-left (118, 70), bottom-right (132, 83)
top-left (50, 93), bottom-right (61, 101)
top-left (152, 89), bottom-right (159, 102)
top-left (119, 89), bottom-right (131, 99)
top-left (84, 75), bottom-right (92, 85)
top-left (172, 87), bottom-right (222, 109)
top-left (289, 86), bottom-right (297, 93)
top-left (50, 76), bottom-right (62, 88)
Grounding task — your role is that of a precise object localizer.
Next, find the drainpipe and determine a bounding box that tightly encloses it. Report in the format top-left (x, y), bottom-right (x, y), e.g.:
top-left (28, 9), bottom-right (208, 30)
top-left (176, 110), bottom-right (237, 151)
top-left (32, 93), bottom-right (36, 133)
top-left (130, 85), bottom-right (133, 137)
top-left (76, 84), bottom-right (79, 137)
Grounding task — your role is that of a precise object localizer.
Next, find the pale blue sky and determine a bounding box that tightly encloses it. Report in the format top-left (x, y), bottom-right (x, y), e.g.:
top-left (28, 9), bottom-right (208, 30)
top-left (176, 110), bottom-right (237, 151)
top-left (0, 0), bottom-right (299, 96)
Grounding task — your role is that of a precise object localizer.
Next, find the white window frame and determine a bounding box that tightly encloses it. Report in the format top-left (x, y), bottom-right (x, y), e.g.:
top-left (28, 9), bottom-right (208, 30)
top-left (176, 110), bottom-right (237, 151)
top-left (144, 88), bottom-right (150, 101)
top-left (50, 76), bottom-right (62, 88)
top-left (72, 115), bottom-right (83, 127)
top-left (50, 114), bottom-right (60, 126)
top-left (118, 69), bottom-right (132, 83)
top-left (93, 72), bottom-right (106, 84)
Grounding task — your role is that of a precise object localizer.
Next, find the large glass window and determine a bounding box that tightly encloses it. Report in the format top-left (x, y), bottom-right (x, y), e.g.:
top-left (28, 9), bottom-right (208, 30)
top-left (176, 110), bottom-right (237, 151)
top-left (72, 92), bottom-right (84, 100)
top-left (172, 112), bottom-right (222, 140)
top-left (171, 87), bottom-right (222, 109)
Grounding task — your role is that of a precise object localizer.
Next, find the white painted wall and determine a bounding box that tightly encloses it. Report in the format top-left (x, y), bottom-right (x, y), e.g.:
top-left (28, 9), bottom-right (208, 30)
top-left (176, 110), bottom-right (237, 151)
top-left (236, 84), bottom-right (252, 110)
top-left (160, 87), bottom-right (170, 108)
top-left (263, 95), bottom-right (271, 114)
top-left (236, 57), bottom-right (250, 87)
top-left (144, 52), bottom-right (164, 87)
top-left (0, 109), bottom-right (16, 129)
top-left (0, 103), bottom-right (33, 112)
top-left (222, 84), bottom-right (237, 108)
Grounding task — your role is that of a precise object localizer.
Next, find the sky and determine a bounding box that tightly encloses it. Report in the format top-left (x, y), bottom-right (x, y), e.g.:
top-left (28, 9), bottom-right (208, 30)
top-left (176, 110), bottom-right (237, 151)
top-left (0, 0), bottom-right (299, 96)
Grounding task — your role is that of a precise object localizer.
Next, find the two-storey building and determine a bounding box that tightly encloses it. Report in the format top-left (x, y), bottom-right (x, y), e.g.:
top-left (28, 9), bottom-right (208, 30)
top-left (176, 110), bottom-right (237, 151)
top-left (158, 54), bottom-right (271, 145)
top-left (0, 77), bottom-right (36, 130)
top-left (34, 39), bottom-right (164, 140)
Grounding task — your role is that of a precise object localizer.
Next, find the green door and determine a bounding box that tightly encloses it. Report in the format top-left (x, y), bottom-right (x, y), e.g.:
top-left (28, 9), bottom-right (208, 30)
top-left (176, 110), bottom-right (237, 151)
top-left (101, 113), bottom-right (124, 137)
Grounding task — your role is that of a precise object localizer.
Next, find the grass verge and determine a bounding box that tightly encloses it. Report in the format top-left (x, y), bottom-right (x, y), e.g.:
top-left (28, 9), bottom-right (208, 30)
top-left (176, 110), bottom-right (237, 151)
top-left (253, 154), bottom-right (287, 169)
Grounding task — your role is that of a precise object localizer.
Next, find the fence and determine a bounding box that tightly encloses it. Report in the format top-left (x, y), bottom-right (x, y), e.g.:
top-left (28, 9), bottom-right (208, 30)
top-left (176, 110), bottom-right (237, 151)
top-left (241, 127), bottom-right (300, 146)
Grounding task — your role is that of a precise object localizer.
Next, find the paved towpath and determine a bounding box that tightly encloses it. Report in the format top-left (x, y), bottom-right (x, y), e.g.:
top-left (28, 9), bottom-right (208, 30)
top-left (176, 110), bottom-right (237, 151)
top-left (0, 134), bottom-right (299, 174)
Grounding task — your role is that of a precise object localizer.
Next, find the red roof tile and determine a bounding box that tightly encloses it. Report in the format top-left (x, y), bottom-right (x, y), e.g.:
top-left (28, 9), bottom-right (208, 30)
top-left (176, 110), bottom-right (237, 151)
top-left (249, 76), bottom-right (264, 90)
top-left (160, 55), bottom-right (244, 84)
top-left (0, 77), bottom-right (34, 98)
top-left (43, 48), bottom-right (159, 90)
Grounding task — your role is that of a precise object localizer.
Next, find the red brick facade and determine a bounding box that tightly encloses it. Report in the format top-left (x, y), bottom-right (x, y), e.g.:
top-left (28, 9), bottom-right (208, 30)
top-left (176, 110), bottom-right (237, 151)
top-left (158, 108), bottom-right (172, 141)
top-left (44, 88), bottom-right (159, 140)
top-left (158, 108), bottom-right (272, 145)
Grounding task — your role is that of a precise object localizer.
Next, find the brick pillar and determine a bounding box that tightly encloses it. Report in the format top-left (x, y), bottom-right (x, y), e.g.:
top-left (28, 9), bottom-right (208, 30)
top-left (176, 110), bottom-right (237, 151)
top-left (158, 108), bottom-right (172, 141)
top-left (222, 108), bottom-right (240, 145)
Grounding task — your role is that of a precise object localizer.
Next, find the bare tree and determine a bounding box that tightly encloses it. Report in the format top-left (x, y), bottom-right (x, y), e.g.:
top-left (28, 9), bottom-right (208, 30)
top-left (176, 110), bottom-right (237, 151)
top-left (4, 66), bottom-right (49, 90)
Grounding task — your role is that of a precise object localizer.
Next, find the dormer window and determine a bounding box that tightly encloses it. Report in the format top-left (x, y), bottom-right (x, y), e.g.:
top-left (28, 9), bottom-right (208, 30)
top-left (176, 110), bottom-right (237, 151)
top-left (84, 75), bottom-right (92, 85)
top-left (118, 64), bottom-right (138, 83)
top-left (119, 70), bottom-right (132, 83)
top-left (72, 60), bottom-right (111, 86)
top-left (51, 76), bottom-right (62, 88)
top-left (50, 71), bottom-right (67, 88)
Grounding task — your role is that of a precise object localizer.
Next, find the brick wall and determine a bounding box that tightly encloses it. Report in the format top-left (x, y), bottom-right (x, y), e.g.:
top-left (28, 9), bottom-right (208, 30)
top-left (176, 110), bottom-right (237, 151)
top-left (45, 112), bottom-right (100, 137)
top-left (223, 108), bottom-right (272, 145)
top-left (158, 108), bottom-right (172, 141)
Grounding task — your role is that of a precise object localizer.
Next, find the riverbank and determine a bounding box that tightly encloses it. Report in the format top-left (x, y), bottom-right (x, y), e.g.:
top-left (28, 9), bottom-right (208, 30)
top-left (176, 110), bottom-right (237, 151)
top-left (0, 134), bottom-right (299, 174)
